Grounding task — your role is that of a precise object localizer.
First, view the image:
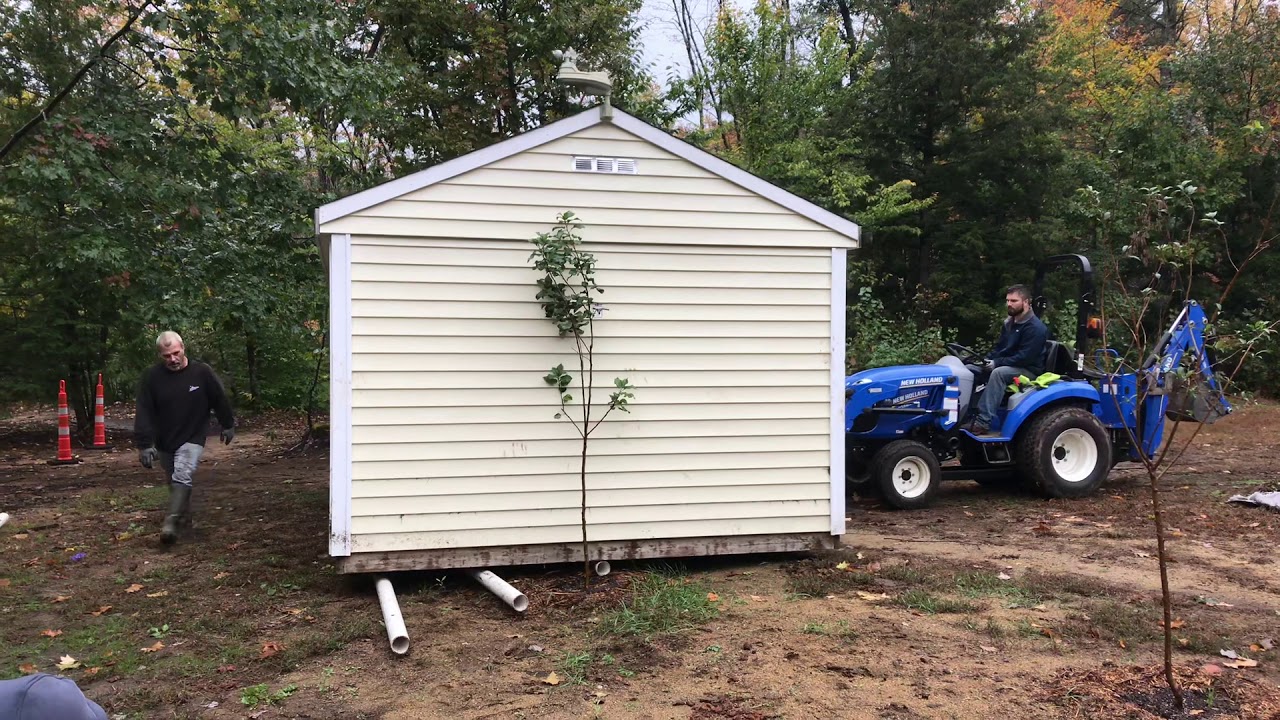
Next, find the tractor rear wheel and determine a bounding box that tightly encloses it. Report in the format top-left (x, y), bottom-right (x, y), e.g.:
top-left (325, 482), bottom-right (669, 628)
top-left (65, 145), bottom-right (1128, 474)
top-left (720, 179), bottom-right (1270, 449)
top-left (1015, 406), bottom-right (1112, 498)
top-left (872, 440), bottom-right (941, 510)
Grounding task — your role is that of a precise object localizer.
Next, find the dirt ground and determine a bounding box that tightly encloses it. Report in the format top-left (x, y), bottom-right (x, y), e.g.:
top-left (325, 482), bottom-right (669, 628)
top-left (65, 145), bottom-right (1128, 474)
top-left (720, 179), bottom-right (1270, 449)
top-left (2, 401), bottom-right (1279, 720)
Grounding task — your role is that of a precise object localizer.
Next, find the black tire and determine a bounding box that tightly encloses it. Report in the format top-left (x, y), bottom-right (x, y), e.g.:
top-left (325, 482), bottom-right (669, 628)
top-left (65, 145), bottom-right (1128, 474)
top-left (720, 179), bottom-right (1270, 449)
top-left (871, 440), bottom-right (942, 510)
top-left (1015, 406), bottom-right (1112, 498)
top-left (845, 452), bottom-right (875, 498)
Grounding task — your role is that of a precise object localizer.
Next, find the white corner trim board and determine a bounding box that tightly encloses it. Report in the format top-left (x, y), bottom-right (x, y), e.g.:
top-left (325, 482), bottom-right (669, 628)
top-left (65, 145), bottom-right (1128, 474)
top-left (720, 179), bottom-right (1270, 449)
top-left (829, 248), bottom-right (848, 535)
top-left (329, 233), bottom-right (353, 557)
top-left (315, 106), bottom-right (860, 246)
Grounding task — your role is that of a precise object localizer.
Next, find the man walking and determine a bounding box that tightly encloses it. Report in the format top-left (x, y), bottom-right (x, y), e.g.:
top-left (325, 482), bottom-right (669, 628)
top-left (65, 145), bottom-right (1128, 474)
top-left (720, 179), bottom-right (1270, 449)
top-left (961, 285), bottom-right (1048, 435)
top-left (134, 331), bottom-right (235, 545)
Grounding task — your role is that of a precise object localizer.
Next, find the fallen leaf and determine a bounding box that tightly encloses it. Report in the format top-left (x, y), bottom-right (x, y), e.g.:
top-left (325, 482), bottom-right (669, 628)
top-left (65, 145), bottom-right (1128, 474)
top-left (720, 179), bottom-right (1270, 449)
top-left (145, 590), bottom-right (168, 598)
top-left (835, 561), bottom-right (850, 570)
top-left (89, 606), bottom-right (111, 617)
top-left (1221, 649), bottom-right (1240, 660)
top-left (216, 664), bottom-right (236, 673)
top-left (284, 608), bottom-right (303, 615)
top-left (1223, 658), bottom-right (1258, 669)
top-left (979, 645), bottom-right (997, 653)
top-left (0, 579), bottom-right (10, 588)
top-left (1134, 551), bottom-right (1152, 558)
top-left (52, 595), bottom-right (71, 603)
top-left (1179, 638), bottom-right (1191, 648)
top-left (83, 667), bottom-right (100, 677)
top-left (204, 701), bottom-right (220, 709)
top-left (867, 562), bottom-right (882, 573)
top-left (140, 642), bottom-right (164, 653)
top-left (56, 655), bottom-right (80, 670)
top-left (543, 671), bottom-right (561, 686)
top-left (1250, 644), bottom-right (1264, 652)
top-left (19, 663), bottom-right (37, 674)
top-left (260, 642), bottom-right (283, 659)
top-left (13, 533), bottom-right (28, 540)
top-left (1200, 664), bottom-right (1223, 676)
top-left (1261, 638), bottom-right (1275, 651)
top-left (1032, 522), bottom-right (1056, 537)
top-left (997, 572), bottom-right (1012, 581)
top-left (124, 584), bottom-right (143, 594)
top-left (749, 595), bottom-right (765, 603)
top-left (856, 552), bottom-right (865, 560)
top-left (1040, 627), bottom-right (1061, 640)
top-left (213, 572), bottom-right (230, 580)
top-left (963, 511), bottom-right (974, 517)
top-left (1165, 619), bottom-right (1186, 630)
top-left (41, 629), bottom-right (62, 638)
top-left (706, 593), bottom-right (719, 603)
top-left (1119, 640), bottom-right (1127, 649)
top-left (855, 591), bottom-right (891, 602)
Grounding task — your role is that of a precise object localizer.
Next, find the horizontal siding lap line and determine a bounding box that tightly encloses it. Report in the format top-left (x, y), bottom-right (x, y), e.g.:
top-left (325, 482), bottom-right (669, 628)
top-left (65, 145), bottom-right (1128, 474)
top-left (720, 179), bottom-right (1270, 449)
top-left (348, 484), bottom-right (832, 506)
top-left (348, 260), bottom-right (830, 274)
top-left (352, 447), bottom-right (829, 463)
top-left (349, 210), bottom-right (830, 233)
top-left (350, 237), bottom-right (831, 257)
top-left (349, 505), bottom-right (831, 534)
top-left (350, 433), bottom-right (829, 446)
top-left (363, 198), bottom-right (797, 217)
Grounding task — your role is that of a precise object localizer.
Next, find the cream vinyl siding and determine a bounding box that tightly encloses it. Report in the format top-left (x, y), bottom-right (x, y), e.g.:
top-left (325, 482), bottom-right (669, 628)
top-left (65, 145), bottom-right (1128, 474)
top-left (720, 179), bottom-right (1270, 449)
top-left (345, 236), bottom-right (835, 554)
top-left (318, 124), bottom-right (843, 248)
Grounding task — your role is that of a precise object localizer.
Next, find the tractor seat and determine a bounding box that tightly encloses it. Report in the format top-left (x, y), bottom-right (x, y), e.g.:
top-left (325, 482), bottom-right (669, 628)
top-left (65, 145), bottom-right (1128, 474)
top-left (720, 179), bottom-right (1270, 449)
top-left (1042, 340), bottom-right (1075, 376)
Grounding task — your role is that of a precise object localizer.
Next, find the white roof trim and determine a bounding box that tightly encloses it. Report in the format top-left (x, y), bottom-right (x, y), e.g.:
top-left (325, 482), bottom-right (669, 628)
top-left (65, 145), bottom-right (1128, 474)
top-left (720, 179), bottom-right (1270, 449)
top-left (315, 106), bottom-right (860, 244)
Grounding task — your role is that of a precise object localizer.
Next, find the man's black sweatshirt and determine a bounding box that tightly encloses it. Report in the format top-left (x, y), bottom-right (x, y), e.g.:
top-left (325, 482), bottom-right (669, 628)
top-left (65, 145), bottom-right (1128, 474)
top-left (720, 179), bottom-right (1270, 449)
top-left (134, 361), bottom-right (235, 452)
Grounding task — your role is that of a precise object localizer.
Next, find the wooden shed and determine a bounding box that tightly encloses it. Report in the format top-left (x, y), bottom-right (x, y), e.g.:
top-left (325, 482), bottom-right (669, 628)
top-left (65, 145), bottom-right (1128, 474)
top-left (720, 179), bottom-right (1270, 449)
top-left (315, 105), bottom-right (860, 574)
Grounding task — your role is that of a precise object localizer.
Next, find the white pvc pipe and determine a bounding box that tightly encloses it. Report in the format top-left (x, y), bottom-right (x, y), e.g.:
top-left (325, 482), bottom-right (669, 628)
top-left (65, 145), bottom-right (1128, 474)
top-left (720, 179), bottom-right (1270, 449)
top-left (592, 560), bottom-right (611, 577)
top-left (468, 569), bottom-right (528, 613)
top-left (374, 576), bottom-right (409, 655)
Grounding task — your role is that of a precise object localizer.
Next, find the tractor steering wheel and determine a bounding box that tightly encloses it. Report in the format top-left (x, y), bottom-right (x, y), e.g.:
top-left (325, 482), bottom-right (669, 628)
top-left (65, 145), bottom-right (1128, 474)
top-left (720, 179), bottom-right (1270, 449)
top-left (946, 343), bottom-right (983, 364)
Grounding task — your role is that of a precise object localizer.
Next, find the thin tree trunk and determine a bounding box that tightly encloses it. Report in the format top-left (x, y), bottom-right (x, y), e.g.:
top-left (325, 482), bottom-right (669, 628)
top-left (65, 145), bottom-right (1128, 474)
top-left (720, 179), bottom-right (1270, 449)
top-left (0, 2), bottom-right (151, 161)
top-left (246, 336), bottom-right (260, 401)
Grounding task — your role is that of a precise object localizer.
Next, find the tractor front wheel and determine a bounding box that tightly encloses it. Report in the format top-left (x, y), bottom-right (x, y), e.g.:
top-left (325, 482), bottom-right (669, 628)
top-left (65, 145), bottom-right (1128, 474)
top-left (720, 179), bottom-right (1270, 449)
top-left (1016, 407), bottom-right (1112, 498)
top-left (872, 440), bottom-right (941, 510)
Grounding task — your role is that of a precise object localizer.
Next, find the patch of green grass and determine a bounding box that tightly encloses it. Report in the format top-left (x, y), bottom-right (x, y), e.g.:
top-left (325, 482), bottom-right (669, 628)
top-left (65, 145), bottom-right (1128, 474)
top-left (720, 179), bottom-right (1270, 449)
top-left (1019, 571), bottom-right (1114, 599)
top-left (1063, 600), bottom-right (1160, 644)
top-left (786, 569), bottom-right (879, 598)
top-left (597, 571), bottom-right (718, 639)
top-left (955, 572), bottom-right (1041, 608)
top-left (559, 651), bottom-right (593, 685)
top-left (802, 621), bottom-right (828, 635)
top-left (893, 590), bottom-right (978, 615)
top-left (240, 683), bottom-right (297, 708)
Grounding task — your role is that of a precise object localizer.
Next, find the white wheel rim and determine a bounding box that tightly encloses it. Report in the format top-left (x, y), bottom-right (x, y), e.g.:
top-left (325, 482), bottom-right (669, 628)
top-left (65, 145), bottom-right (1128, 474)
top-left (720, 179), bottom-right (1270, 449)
top-left (891, 457), bottom-right (931, 498)
top-left (1052, 428), bottom-right (1098, 484)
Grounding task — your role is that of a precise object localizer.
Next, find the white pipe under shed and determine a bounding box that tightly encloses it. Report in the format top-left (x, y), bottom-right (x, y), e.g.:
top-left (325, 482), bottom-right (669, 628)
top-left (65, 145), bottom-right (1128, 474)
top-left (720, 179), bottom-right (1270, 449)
top-left (374, 576), bottom-right (409, 655)
top-left (468, 569), bottom-right (528, 612)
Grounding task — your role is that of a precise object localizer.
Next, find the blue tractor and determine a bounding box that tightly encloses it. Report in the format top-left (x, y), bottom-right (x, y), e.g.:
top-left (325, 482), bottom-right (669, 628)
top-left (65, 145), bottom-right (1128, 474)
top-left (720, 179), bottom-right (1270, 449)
top-left (843, 255), bottom-right (1232, 509)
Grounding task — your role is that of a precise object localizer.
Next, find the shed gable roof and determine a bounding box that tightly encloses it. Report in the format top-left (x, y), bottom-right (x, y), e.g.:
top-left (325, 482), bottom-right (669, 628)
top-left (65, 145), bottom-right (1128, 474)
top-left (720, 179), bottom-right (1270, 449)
top-left (315, 106), bottom-right (860, 246)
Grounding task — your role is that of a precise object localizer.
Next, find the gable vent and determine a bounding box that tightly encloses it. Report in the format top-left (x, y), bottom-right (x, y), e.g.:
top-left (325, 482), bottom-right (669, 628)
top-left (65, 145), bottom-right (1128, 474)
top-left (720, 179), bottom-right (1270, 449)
top-left (571, 156), bottom-right (638, 174)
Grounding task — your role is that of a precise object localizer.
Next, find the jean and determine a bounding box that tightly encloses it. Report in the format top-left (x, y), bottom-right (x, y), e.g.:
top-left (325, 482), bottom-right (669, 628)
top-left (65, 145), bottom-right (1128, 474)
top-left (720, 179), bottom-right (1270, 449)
top-left (968, 365), bottom-right (1031, 425)
top-left (158, 443), bottom-right (205, 487)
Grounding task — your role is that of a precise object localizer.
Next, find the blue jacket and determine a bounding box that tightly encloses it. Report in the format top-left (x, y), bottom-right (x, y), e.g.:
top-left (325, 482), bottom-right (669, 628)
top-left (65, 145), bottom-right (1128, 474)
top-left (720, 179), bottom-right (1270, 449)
top-left (987, 313), bottom-right (1048, 375)
top-left (0, 674), bottom-right (107, 720)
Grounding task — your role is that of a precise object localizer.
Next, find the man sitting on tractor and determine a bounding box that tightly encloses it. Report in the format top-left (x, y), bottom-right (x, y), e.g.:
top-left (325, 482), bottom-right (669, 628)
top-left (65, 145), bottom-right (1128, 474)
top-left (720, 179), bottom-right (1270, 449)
top-left (961, 284), bottom-right (1048, 435)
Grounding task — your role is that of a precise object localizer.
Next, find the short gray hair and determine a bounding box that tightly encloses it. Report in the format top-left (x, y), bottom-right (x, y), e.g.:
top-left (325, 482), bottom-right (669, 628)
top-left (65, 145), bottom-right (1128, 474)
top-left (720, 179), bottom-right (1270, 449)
top-left (156, 331), bottom-right (184, 349)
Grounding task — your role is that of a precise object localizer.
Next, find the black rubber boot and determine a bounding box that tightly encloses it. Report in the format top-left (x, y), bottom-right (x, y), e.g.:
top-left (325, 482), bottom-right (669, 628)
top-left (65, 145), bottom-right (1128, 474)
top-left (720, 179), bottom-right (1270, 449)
top-left (161, 483), bottom-right (191, 545)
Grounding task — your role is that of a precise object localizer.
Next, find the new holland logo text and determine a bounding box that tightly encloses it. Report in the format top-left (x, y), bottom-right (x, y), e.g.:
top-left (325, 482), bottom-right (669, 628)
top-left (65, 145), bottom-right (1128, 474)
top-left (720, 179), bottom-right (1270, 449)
top-left (900, 376), bottom-right (944, 387)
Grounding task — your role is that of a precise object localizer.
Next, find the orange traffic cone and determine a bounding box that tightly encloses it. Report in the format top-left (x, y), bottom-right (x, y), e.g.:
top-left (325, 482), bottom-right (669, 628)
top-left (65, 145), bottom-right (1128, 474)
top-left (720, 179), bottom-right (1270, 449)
top-left (88, 373), bottom-right (112, 450)
top-left (50, 380), bottom-right (81, 465)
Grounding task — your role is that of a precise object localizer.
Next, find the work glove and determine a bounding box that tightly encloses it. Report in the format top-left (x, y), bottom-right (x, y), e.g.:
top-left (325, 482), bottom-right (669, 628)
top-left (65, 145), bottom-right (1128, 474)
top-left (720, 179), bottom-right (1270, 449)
top-left (139, 447), bottom-right (158, 469)
top-left (220, 427), bottom-right (236, 445)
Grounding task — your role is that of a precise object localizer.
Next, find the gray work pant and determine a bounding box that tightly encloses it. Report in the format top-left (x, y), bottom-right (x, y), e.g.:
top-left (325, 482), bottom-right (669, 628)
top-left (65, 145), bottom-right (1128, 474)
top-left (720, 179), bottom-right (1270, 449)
top-left (159, 443), bottom-right (205, 487)
top-left (969, 365), bottom-right (1033, 425)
